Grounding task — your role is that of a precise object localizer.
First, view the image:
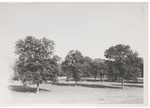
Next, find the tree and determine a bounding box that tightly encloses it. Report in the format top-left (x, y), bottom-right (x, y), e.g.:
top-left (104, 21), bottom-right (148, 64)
top-left (61, 50), bottom-right (84, 85)
top-left (105, 60), bottom-right (119, 82)
top-left (105, 44), bottom-right (143, 89)
top-left (14, 36), bottom-right (59, 93)
top-left (45, 55), bottom-right (61, 84)
top-left (123, 51), bottom-right (143, 81)
top-left (140, 59), bottom-right (144, 77)
top-left (98, 60), bottom-right (107, 81)
top-left (91, 58), bottom-right (102, 81)
top-left (82, 56), bottom-right (92, 81)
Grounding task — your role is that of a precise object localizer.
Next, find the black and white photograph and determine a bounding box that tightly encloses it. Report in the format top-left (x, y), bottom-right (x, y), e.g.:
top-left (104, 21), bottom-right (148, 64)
top-left (0, 2), bottom-right (148, 106)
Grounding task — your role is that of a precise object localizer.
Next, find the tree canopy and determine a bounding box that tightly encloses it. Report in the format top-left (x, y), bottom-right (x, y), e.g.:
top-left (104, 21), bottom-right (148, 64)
top-left (14, 37), bottom-right (144, 90)
top-left (104, 44), bottom-right (143, 89)
top-left (61, 50), bottom-right (84, 84)
top-left (81, 56), bottom-right (92, 80)
top-left (14, 36), bottom-right (59, 92)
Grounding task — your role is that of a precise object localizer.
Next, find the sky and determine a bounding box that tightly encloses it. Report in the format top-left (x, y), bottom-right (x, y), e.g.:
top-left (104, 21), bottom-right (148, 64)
top-left (0, 2), bottom-right (148, 60)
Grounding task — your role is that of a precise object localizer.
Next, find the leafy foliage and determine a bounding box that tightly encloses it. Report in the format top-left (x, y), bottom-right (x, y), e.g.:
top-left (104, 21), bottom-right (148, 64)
top-left (105, 60), bottom-right (119, 81)
top-left (61, 50), bottom-right (84, 83)
top-left (105, 44), bottom-right (143, 80)
top-left (81, 56), bottom-right (92, 79)
top-left (90, 59), bottom-right (107, 80)
top-left (14, 36), bottom-right (59, 85)
top-left (91, 58), bottom-right (102, 80)
top-left (123, 51), bottom-right (143, 80)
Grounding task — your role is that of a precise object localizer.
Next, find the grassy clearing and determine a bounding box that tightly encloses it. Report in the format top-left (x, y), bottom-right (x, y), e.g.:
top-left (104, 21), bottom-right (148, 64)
top-left (4, 78), bottom-right (143, 105)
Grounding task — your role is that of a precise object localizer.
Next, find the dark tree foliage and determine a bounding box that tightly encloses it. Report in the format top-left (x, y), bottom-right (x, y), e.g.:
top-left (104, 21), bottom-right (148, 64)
top-left (140, 60), bottom-right (144, 77)
top-left (105, 60), bottom-right (119, 82)
top-left (91, 59), bottom-right (107, 81)
top-left (98, 60), bottom-right (108, 81)
top-left (61, 50), bottom-right (84, 85)
top-left (105, 44), bottom-right (143, 89)
top-left (82, 56), bottom-right (92, 81)
top-left (14, 36), bottom-right (59, 93)
top-left (91, 58), bottom-right (101, 80)
top-left (123, 51), bottom-right (143, 81)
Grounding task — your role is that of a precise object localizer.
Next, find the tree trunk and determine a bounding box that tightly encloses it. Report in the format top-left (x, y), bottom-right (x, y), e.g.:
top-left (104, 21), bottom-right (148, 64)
top-left (94, 75), bottom-right (96, 81)
top-left (75, 80), bottom-right (77, 86)
top-left (102, 75), bottom-right (104, 82)
top-left (135, 77), bottom-right (138, 82)
top-left (122, 78), bottom-right (124, 90)
top-left (101, 76), bottom-right (103, 81)
top-left (37, 82), bottom-right (40, 94)
top-left (84, 73), bottom-right (85, 81)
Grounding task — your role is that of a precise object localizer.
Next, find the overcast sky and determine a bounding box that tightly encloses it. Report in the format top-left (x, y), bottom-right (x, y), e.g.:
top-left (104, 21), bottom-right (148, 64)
top-left (0, 2), bottom-right (148, 60)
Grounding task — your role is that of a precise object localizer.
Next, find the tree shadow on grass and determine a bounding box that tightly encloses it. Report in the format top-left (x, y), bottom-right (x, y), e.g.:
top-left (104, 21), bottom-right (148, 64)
top-left (125, 81), bottom-right (143, 84)
top-left (55, 83), bottom-right (120, 89)
top-left (84, 79), bottom-right (101, 82)
top-left (111, 84), bottom-right (143, 88)
top-left (9, 85), bottom-right (50, 93)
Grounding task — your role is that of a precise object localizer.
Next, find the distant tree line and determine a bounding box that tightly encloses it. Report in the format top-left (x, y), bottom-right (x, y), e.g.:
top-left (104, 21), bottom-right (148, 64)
top-left (61, 45), bottom-right (143, 89)
top-left (13, 36), bottom-right (143, 92)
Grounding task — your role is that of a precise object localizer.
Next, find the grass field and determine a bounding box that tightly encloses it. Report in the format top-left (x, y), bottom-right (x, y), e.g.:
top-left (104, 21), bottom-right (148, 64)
top-left (1, 77), bottom-right (143, 105)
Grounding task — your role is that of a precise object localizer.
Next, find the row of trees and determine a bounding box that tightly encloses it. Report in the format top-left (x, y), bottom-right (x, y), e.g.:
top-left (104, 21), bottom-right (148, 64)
top-left (61, 45), bottom-right (143, 89)
top-left (61, 50), bottom-right (107, 83)
top-left (14, 36), bottom-right (143, 93)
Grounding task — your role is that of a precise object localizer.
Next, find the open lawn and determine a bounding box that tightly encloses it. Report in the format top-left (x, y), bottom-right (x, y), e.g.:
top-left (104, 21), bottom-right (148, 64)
top-left (2, 77), bottom-right (143, 105)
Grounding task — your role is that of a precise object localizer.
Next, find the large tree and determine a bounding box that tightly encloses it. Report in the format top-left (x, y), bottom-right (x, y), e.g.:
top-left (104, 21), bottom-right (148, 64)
top-left (91, 58), bottom-right (102, 81)
top-left (61, 50), bottom-right (84, 85)
top-left (105, 60), bottom-right (120, 82)
top-left (105, 44), bottom-right (143, 89)
top-left (14, 36), bottom-right (59, 93)
top-left (98, 60), bottom-right (108, 81)
top-left (82, 56), bottom-right (92, 81)
top-left (123, 51), bottom-right (143, 81)
top-left (91, 58), bottom-right (107, 81)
